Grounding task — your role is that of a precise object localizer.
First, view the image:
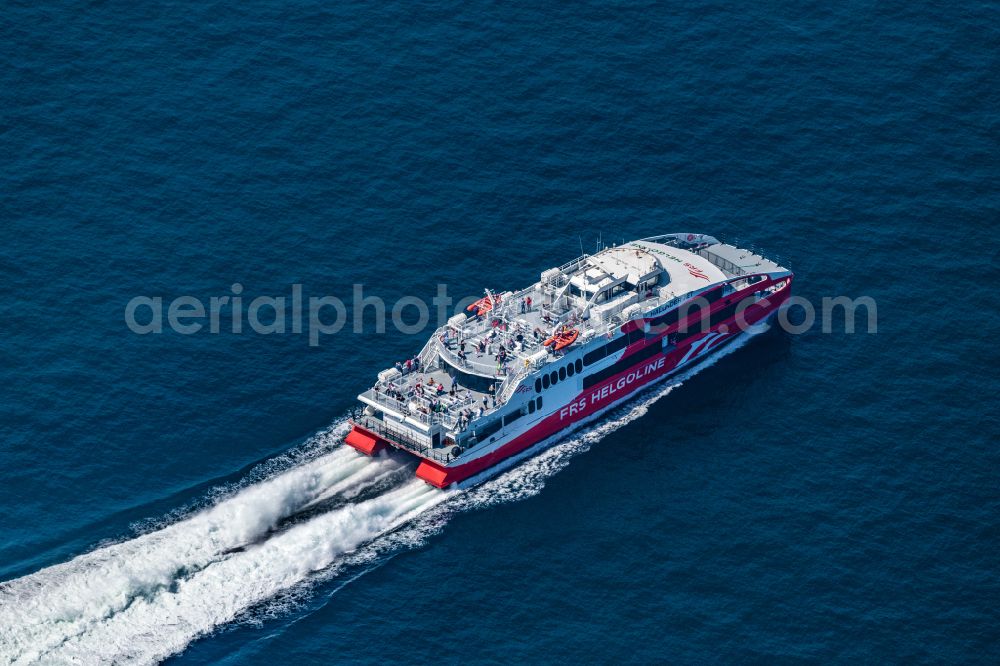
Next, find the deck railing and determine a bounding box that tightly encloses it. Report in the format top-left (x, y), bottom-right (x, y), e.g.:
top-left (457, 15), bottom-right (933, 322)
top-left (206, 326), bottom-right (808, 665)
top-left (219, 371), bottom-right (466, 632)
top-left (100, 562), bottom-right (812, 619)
top-left (712, 235), bottom-right (792, 272)
top-left (437, 338), bottom-right (506, 377)
top-left (362, 389), bottom-right (436, 425)
top-left (362, 384), bottom-right (479, 428)
top-left (354, 417), bottom-right (456, 464)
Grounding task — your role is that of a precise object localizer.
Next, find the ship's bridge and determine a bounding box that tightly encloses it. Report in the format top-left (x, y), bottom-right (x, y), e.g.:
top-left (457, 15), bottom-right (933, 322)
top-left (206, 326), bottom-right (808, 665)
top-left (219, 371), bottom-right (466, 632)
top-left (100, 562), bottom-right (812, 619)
top-left (568, 247), bottom-right (660, 301)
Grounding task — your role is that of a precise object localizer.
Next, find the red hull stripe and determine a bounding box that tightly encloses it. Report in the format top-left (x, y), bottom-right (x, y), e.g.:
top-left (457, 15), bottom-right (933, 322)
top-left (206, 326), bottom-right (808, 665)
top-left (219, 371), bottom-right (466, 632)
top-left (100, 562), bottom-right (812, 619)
top-left (345, 426), bottom-right (386, 456)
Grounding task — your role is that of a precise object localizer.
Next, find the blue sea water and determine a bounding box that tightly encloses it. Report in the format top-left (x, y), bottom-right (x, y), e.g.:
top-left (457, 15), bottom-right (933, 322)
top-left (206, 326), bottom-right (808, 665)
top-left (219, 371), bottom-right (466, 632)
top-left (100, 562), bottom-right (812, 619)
top-left (1, 0), bottom-right (998, 663)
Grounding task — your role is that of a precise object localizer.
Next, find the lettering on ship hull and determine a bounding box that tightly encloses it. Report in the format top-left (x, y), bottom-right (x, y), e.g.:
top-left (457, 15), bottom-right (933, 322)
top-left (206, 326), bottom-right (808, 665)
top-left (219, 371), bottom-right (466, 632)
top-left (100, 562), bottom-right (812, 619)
top-left (560, 356), bottom-right (666, 420)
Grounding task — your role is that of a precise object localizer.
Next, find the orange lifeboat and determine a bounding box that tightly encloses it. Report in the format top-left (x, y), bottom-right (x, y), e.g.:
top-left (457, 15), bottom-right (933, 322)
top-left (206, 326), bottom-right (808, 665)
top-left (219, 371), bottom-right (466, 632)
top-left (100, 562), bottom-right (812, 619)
top-left (466, 293), bottom-right (502, 317)
top-left (554, 328), bottom-right (579, 350)
top-left (543, 326), bottom-right (579, 350)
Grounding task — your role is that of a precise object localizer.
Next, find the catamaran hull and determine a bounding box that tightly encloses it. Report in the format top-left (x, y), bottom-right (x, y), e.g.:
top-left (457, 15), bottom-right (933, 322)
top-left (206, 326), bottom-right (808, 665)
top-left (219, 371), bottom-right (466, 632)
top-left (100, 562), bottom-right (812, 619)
top-left (347, 281), bottom-right (790, 488)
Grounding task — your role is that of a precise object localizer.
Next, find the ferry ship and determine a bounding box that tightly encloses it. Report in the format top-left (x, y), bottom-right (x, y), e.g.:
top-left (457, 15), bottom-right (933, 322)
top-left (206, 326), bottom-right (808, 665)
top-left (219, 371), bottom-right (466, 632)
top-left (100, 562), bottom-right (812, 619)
top-left (345, 234), bottom-right (792, 488)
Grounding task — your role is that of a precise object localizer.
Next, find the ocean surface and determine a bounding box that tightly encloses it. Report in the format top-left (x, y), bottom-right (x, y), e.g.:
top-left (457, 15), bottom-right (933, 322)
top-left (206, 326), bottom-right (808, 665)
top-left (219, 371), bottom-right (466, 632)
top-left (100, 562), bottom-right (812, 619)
top-left (2, 1), bottom-right (998, 663)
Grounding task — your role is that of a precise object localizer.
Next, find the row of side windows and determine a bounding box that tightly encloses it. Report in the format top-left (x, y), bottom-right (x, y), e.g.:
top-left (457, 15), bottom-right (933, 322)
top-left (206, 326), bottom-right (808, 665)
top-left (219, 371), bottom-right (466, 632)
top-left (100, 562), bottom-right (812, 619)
top-left (535, 360), bottom-right (583, 392)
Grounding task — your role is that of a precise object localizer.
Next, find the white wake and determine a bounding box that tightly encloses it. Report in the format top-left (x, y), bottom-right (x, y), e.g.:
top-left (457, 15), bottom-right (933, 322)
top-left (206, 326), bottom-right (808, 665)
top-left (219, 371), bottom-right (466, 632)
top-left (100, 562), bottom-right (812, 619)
top-left (0, 324), bottom-right (769, 665)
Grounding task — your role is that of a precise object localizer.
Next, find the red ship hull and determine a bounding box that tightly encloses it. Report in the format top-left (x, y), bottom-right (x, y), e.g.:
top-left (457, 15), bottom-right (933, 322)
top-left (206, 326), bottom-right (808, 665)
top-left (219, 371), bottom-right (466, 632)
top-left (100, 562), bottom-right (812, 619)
top-left (347, 276), bottom-right (791, 488)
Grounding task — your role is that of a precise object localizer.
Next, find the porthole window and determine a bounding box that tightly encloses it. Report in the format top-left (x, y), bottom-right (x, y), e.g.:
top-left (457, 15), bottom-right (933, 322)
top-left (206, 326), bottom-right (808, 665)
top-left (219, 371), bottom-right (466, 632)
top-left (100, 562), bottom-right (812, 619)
top-left (575, 359), bottom-right (583, 373)
top-left (550, 371), bottom-right (558, 385)
top-left (528, 400), bottom-right (536, 414)
top-left (534, 378), bottom-right (541, 393)
top-left (559, 367), bottom-right (566, 381)
top-left (567, 363), bottom-right (575, 377)
top-left (536, 396), bottom-right (543, 409)
top-left (542, 374), bottom-right (550, 389)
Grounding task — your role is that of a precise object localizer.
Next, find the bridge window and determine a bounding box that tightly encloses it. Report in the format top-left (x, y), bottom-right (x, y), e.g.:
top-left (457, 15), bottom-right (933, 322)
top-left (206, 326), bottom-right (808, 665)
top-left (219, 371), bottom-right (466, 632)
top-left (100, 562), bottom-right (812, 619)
top-left (559, 366), bottom-right (566, 381)
top-left (542, 374), bottom-right (550, 389)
